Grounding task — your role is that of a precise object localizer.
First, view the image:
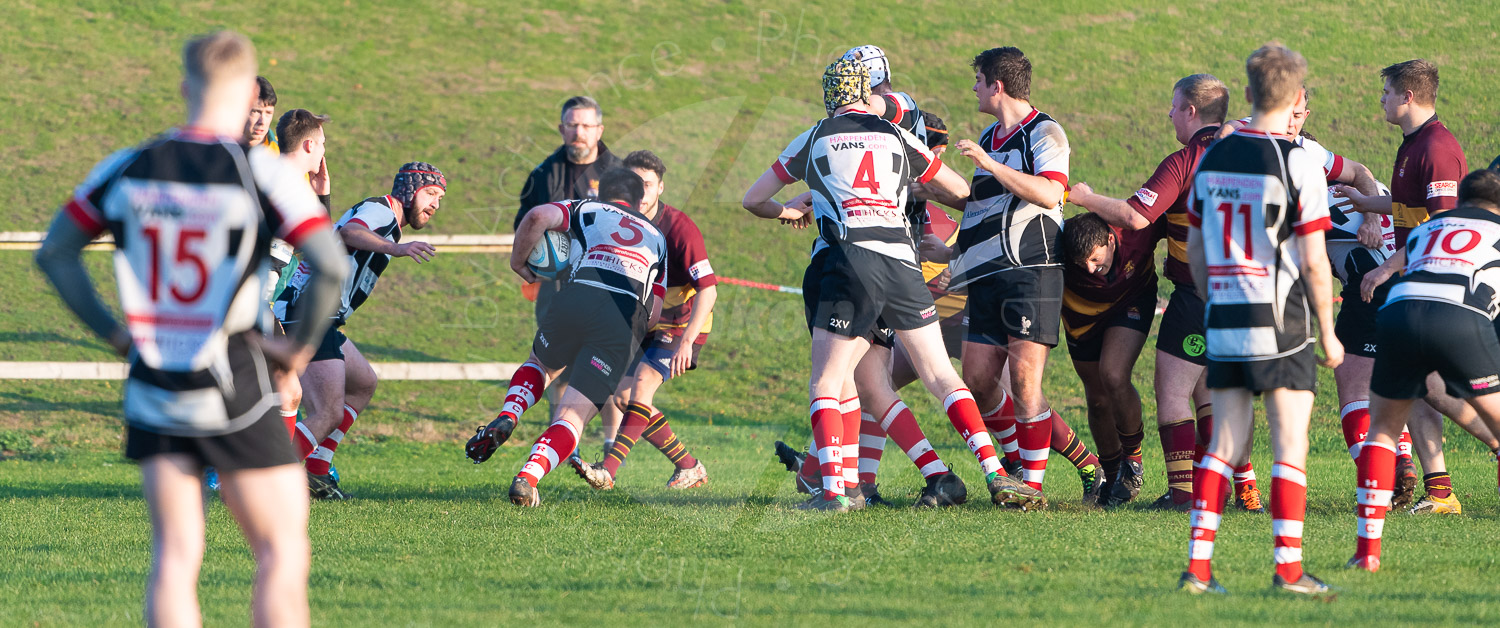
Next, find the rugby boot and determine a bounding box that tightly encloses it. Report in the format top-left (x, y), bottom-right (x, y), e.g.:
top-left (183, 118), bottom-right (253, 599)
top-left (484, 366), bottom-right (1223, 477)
top-left (1345, 554), bottom-right (1380, 573)
top-left (1079, 464), bottom-right (1105, 507)
top-left (1147, 490), bottom-right (1192, 512)
top-left (860, 483), bottom-right (893, 507)
top-left (1273, 572), bottom-right (1332, 596)
top-left (307, 471), bottom-right (349, 501)
top-left (796, 491), bottom-right (850, 512)
top-left (1392, 456), bottom-right (1419, 509)
top-left (570, 458), bottom-right (615, 490)
top-left (914, 472), bottom-right (968, 508)
top-left (987, 472), bottom-right (1046, 510)
top-left (1234, 483), bottom-right (1266, 513)
top-left (666, 461), bottom-right (708, 489)
top-left (1104, 458), bottom-right (1145, 507)
top-left (509, 477), bottom-right (541, 507)
top-left (466, 414), bottom-right (516, 464)
top-left (1177, 572), bottom-right (1227, 595)
top-left (1408, 492), bottom-right (1461, 515)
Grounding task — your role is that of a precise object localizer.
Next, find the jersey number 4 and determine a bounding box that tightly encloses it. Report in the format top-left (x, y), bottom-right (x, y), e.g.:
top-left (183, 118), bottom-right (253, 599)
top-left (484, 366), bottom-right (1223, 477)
top-left (141, 226), bottom-right (209, 304)
top-left (852, 151), bottom-right (881, 195)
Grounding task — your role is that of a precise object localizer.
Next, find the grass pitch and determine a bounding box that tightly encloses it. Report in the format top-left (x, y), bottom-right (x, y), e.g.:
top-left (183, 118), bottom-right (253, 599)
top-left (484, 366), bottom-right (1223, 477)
top-left (4, 0), bottom-right (1500, 625)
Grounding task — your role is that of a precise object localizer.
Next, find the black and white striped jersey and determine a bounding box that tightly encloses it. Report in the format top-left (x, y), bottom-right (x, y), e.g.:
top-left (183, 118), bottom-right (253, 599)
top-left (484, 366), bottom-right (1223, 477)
top-left (1326, 183), bottom-right (1396, 290)
top-left (543, 199), bottom-right (667, 306)
top-left (1187, 129), bottom-right (1331, 361)
top-left (773, 109), bottom-right (943, 267)
top-left (61, 128), bottom-right (329, 436)
top-left (1386, 206), bottom-right (1500, 319)
top-left (276, 195), bottom-right (401, 326)
top-left (949, 109), bottom-right (1069, 289)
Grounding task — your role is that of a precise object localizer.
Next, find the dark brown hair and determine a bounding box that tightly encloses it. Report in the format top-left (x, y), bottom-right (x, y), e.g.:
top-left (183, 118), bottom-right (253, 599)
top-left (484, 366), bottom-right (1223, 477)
top-left (276, 109), bottom-right (330, 154)
top-left (622, 150), bottom-right (667, 180)
top-left (972, 47), bottom-right (1031, 100)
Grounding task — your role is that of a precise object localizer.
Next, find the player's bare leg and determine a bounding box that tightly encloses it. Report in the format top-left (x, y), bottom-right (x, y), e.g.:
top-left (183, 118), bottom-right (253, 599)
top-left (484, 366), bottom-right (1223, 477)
top-left (1406, 399), bottom-right (1457, 513)
top-left (511, 385), bottom-right (600, 506)
top-left (599, 379), bottom-right (630, 459)
top-left (218, 464), bottom-right (311, 628)
top-left (1153, 352), bottom-right (1204, 507)
top-left (300, 340), bottom-right (376, 492)
top-left (296, 360), bottom-right (346, 460)
top-left (142, 454), bottom-right (208, 628)
top-left (1081, 325), bottom-right (1148, 506)
top-left (1334, 356), bottom-right (1376, 460)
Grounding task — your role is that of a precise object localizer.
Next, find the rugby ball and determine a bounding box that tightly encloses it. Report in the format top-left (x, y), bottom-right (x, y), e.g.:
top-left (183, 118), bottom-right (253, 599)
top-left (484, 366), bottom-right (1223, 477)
top-left (526, 230), bottom-right (571, 280)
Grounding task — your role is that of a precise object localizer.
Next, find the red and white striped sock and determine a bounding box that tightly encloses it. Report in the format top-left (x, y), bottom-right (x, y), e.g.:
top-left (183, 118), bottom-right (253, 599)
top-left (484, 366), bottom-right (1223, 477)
top-left (1187, 453), bottom-right (1232, 581)
top-left (1233, 463), bottom-right (1257, 493)
top-left (810, 398), bottom-right (845, 499)
top-left (306, 404), bottom-right (357, 475)
top-left (1271, 462), bottom-right (1308, 582)
top-left (880, 401), bottom-right (948, 479)
top-left (1016, 410), bottom-right (1054, 490)
top-left (980, 392), bottom-right (1020, 464)
top-left (1354, 441), bottom-right (1396, 566)
top-left (797, 435), bottom-right (820, 486)
top-left (280, 408), bottom-right (298, 438)
top-left (839, 398), bottom-right (861, 492)
top-left (516, 420), bottom-right (580, 488)
top-left (1396, 428), bottom-right (1413, 465)
top-left (943, 389), bottom-right (1003, 476)
top-left (1340, 400), bottom-right (1371, 460)
top-left (857, 412), bottom-right (886, 485)
top-left (500, 360), bottom-right (546, 420)
top-left (292, 421), bottom-right (318, 460)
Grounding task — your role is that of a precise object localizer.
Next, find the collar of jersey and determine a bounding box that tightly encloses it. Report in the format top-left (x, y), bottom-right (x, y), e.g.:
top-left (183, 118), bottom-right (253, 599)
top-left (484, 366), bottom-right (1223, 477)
top-left (1403, 114), bottom-right (1442, 141)
top-left (990, 108), bottom-right (1040, 151)
top-left (174, 126), bottom-right (234, 143)
top-left (836, 108), bottom-right (873, 116)
top-left (1231, 127), bottom-right (1291, 139)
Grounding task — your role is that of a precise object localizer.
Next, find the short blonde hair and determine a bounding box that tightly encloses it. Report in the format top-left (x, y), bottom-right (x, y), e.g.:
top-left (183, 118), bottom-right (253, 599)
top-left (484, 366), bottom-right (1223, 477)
top-left (1173, 74), bottom-right (1229, 124)
top-left (1245, 43), bottom-right (1306, 111)
top-left (182, 31), bottom-right (256, 87)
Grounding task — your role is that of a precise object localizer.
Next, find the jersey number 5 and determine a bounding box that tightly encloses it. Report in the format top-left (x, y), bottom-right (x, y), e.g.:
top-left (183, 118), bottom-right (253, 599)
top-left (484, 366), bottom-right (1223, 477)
top-left (611, 215), bottom-right (644, 246)
top-left (141, 226), bottom-right (209, 304)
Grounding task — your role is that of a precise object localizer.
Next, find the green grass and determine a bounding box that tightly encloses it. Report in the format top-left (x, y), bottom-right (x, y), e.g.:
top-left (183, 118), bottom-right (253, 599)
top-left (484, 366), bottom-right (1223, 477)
top-left (5, 0), bottom-right (1500, 624)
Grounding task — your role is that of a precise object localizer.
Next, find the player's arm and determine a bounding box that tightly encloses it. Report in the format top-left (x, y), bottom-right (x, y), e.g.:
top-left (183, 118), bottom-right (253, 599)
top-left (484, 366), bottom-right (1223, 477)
top-left (1297, 229), bottom-right (1342, 367)
top-left (1214, 118), bottom-right (1246, 140)
top-left (311, 156), bottom-right (332, 210)
top-left (509, 202), bottom-right (569, 283)
top-left (1068, 183), bottom-right (1152, 230)
top-left (1332, 184), bottom-right (1393, 215)
top-left (339, 217), bottom-right (434, 263)
top-left (1186, 222), bottom-right (1208, 301)
top-left (917, 162), bottom-right (972, 210)
top-left (741, 169), bottom-right (808, 221)
top-left (668, 284), bottom-right (715, 377)
top-left (277, 227), bottom-right (347, 354)
top-left (955, 138), bottom-right (1065, 208)
top-left (1337, 161), bottom-right (1385, 249)
top-left (1361, 247), bottom-right (1405, 303)
top-left (34, 212), bottom-right (129, 356)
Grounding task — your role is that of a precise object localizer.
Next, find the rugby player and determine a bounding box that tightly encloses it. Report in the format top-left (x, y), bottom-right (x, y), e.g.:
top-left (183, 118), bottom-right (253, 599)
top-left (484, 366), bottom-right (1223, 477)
top-left (1059, 212), bottom-right (1164, 506)
top-left (939, 47), bottom-right (1073, 498)
top-left (1349, 169), bottom-right (1500, 572)
top-left (572, 150), bottom-right (712, 490)
top-left (468, 169), bottom-right (669, 507)
top-left (276, 162), bottom-right (446, 499)
top-left (245, 75), bottom-right (278, 151)
top-left (770, 47), bottom-right (971, 508)
top-left (743, 59), bottom-right (1035, 512)
top-left (1338, 58), bottom-right (1480, 514)
top-left (1070, 74), bottom-right (1265, 511)
top-left (35, 31), bottom-right (347, 627)
top-left (1178, 44), bottom-right (1340, 596)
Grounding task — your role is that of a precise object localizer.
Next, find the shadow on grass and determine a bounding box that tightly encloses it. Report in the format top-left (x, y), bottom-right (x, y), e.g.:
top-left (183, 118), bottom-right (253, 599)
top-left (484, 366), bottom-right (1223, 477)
top-left (352, 343), bottom-right (453, 362)
top-left (0, 391), bottom-right (120, 417)
top-left (0, 331), bottom-right (108, 352)
top-left (0, 481), bottom-right (140, 500)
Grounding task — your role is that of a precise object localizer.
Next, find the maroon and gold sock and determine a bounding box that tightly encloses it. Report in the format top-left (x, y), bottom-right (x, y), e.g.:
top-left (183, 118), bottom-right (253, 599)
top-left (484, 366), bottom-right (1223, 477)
top-left (1159, 418), bottom-right (1196, 501)
top-left (1050, 411), bottom-right (1100, 471)
top-left (643, 411), bottom-right (697, 470)
top-left (1120, 428), bottom-right (1144, 465)
top-left (1424, 472), bottom-right (1453, 499)
top-left (603, 403), bottom-right (654, 476)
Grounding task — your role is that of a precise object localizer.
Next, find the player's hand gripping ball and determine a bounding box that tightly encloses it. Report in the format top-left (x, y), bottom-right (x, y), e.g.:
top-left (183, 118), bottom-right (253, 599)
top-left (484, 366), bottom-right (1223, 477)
top-left (527, 231), bottom-right (571, 280)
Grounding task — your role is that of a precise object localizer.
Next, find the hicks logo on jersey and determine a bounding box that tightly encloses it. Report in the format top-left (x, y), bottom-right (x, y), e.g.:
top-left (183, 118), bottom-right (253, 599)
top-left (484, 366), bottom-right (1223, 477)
top-left (1134, 187), bottom-right (1159, 208)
